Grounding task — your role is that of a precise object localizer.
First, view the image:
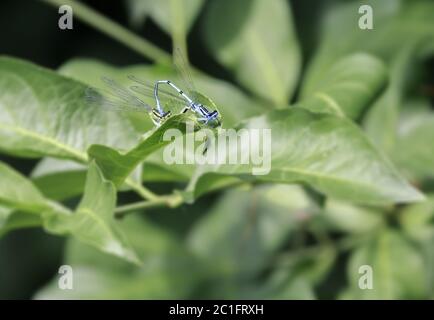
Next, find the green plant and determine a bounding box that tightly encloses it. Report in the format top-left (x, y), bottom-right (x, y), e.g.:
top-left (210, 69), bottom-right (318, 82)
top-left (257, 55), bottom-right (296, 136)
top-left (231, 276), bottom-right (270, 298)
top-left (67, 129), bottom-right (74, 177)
top-left (1, 0), bottom-right (434, 299)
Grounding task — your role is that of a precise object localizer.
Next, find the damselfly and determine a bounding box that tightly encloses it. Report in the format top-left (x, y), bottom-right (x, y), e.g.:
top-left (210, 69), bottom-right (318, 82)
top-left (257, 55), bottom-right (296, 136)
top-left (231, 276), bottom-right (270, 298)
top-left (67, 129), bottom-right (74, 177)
top-left (85, 48), bottom-right (221, 129)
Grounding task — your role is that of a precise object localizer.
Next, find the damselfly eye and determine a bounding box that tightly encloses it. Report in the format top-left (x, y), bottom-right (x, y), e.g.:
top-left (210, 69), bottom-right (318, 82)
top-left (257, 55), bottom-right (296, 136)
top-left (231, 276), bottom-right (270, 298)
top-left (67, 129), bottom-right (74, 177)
top-left (206, 115), bottom-right (221, 128)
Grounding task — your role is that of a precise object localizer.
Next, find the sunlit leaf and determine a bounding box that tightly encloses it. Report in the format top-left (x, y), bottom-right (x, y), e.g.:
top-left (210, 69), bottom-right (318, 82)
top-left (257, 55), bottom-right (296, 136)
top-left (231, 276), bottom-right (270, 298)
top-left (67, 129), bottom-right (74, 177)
top-left (187, 109), bottom-right (424, 205)
top-left (0, 56), bottom-right (139, 162)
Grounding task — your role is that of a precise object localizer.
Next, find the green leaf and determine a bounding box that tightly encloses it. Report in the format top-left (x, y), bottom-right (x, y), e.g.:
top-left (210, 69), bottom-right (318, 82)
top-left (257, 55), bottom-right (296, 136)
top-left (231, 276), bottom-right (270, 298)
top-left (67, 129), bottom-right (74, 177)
top-left (141, 155), bottom-right (193, 183)
top-left (0, 207), bottom-right (42, 237)
top-left (88, 114), bottom-right (195, 187)
top-left (43, 162), bottom-right (140, 264)
top-left (297, 53), bottom-right (387, 120)
top-left (31, 158), bottom-right (87, 201)
top-left (0, 56), bottom-right (139, 162)
top-left (187, 109), bottom-right (424, 205)
top-left (203, 0), bottom-right (301, 106)
top-left (0, 161), bottom-right (49, 213)
top-left (0, 161), bottom-right (70, 237)
top-left (188, 185), bottom-right (315, 277)
top-left (347, 229), bottom-right (428, 299)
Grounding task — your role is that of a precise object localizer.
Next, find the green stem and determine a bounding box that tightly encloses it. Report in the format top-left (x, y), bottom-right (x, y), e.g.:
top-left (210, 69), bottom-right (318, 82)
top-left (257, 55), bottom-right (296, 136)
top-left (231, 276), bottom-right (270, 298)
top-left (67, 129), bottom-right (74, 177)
top-left (115, 193), bottom-right (183, 218)
top-left (170, 0), bottom-right (187, 59)
top-left (40, 0), bottom-right (171, 65)
top-left (124, 178), bottom-right (159, 201)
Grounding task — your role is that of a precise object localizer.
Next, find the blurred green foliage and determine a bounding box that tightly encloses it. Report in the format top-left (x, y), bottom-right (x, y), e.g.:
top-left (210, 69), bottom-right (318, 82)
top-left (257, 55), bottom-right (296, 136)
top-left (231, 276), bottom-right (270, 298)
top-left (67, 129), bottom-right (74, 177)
top-left (0, 0), bottom-right (434, 300)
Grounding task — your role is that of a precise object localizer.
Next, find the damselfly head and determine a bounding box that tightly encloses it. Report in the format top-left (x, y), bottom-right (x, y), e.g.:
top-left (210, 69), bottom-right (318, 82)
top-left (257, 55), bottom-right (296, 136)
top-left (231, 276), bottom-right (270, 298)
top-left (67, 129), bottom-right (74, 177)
top-left (206, 111), bottom-right (221, 128)
top-left (198, 109), bottom-right (220, 128)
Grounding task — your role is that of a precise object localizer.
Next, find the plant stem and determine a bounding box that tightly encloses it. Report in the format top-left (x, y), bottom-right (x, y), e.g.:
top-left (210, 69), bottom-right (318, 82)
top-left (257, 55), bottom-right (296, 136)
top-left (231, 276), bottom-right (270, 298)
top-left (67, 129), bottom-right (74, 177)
top-left (124, 178), bottom-right (159, 201)
top-left (40, 0), bottom-right (171, 65)
top-left (170, 0), bottom-right (187, 59)
top-left (115, 193), bottom-right (183, 218)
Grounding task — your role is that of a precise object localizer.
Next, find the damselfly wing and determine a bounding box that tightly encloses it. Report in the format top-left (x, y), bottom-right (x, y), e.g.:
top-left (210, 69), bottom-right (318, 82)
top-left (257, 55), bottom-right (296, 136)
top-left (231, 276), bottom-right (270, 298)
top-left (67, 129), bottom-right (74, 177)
top-left (84, 77), bottom-right (171, 126)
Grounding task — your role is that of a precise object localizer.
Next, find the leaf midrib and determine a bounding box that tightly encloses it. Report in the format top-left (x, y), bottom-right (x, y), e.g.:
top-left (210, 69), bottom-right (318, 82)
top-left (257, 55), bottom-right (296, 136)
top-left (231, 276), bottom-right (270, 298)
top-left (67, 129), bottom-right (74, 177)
top-left (77, 207), bottom-right (114, 242)
top-left (0, 123), bottom-right (88, 162)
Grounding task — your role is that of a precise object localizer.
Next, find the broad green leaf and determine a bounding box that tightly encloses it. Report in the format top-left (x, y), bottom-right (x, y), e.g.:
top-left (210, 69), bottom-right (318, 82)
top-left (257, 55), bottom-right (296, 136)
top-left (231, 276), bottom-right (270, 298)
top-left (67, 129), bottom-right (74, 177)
top-left (322, 200), bottom-right (385, 234)
top-left (203, 0), bottom-right (301, 106)
top-left (187, 109), bottom-right (424, 205)
top-left (127, 0), bottom-right (203, 33)
top-left (36, 215), bottom-right (201, 299)
top-left (0, 161), bottom-right (70, 238)
top-left (31, 158), bottom-right (87, 201)
top-left (43, 162), bottom-right (140, 264)
top-left (188, 185), bottom-right (315, 277)
top-left (0, 161), bottom-right (49, 213)
top-left (0, 56), bottom-right (139, 162)
top-left (347, 229), bottom-right (427, 299)
top-left (58, 58), bottom-right (263, 128)
top-left (297, 53), bottom-right (387, 120)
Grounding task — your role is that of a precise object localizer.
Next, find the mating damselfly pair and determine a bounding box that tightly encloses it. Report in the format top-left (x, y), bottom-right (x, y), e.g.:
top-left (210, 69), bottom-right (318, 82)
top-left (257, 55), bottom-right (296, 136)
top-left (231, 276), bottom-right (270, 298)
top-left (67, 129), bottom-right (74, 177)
top-left (85, 49), bottom-right (221, 129)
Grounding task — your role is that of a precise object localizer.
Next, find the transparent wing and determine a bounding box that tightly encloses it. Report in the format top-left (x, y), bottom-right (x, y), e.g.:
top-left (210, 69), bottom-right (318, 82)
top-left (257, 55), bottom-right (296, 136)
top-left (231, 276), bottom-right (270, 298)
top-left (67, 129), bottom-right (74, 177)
top-left (100, 77), bottom-right (153, 110)
top-left (84, 84), bottom-right (152, 113)
top-left (161, 96), bottom-right (191, 115)
top-left (173, 47), bottom-right (196, 96)
top-left (128, 75), bottom-right (186, 104)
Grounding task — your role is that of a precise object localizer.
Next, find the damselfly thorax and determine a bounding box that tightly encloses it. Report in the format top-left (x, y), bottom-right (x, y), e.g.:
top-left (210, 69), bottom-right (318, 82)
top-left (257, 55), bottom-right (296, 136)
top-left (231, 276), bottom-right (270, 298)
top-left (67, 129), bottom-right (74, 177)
top-left (151, 79), bottom-right (219, 126)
